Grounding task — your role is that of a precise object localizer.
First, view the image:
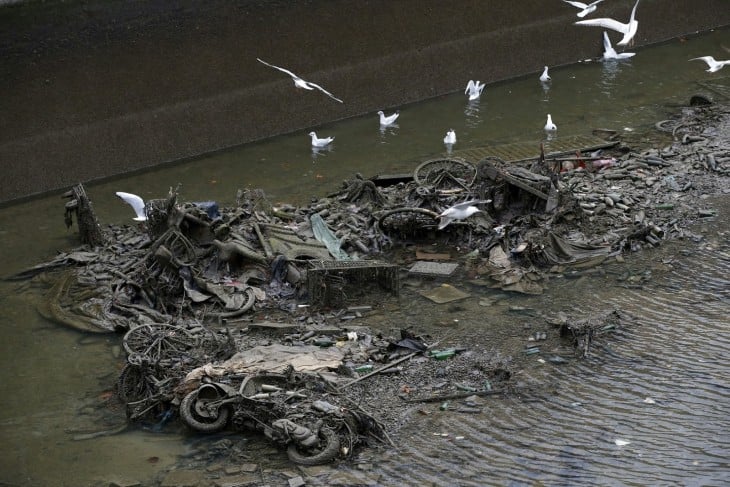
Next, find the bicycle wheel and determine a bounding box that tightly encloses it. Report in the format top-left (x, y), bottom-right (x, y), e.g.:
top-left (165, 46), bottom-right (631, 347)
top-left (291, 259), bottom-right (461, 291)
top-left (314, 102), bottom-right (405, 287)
top-left (123, 323), bottom-right (199, 362)
top-left (413, 158), bottom-right (477, 187)
top-left (117, 363), bottom-right (150, 403)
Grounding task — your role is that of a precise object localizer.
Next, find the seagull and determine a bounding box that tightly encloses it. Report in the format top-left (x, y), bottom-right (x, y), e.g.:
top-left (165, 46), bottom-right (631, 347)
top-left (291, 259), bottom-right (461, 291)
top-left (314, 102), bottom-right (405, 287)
top-left (256, 57), bottom-right (343, 103)
top-left (465, 80), bottom-right (485, 101)
top-left (309, 131), bottom-right (334, 148)
top-left (539, 66), bottom-right (551, 83)
top-left (575, 0), bottom-right (640, 46)
top-left (443, 129), bottom-right (456, 145)
top-left (562, 0), bottom-right (606, 18)
top-left (603, 31), bottom-right (635, 60)
top-left (378, 110), bottom-right (400, 126)
top-left (690, 56), bottom-right (730, 73)
top-left (436, 200), bottom-right (492, 230)
top-left (544, 114), bottom-right (557, 131)
top-left (115, 192), bottom-right (147, 221)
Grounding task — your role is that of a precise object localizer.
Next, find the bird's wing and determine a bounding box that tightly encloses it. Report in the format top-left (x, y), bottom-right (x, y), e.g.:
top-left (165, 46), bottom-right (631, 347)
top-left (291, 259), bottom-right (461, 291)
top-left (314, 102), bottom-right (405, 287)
top-left (690, 56), bottom-right (714, 66)
top-left (575, 18), bottom-right (628, 34)
top-left (256, 58), bottom-right (300, 80)
top-left (437, 218), bottom-right (453, 230)
top-left (115, 192), bottom-right (146, 219)
top-left (306, 81), bottom-right (344, 103)
top-left (563, 0), bottom-right (588, 8)
top-left (629, 0), bottom-right (640, 20)
top-left (602, 31), bottom-right (612, 51)
top-left (451, 200), bottom-right (486, 210)
top-left (465, 80), bottom-right (475, 94)
top-left (590, 0), bottom-right (606, 7)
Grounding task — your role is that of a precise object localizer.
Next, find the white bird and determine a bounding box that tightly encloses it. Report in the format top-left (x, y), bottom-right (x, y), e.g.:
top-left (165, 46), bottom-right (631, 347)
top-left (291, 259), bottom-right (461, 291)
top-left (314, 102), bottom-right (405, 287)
top-left (436, 200), bottom-right (491, 230)
top-left (602, 31), bottom-right (635, 60)
top-left (115, 192), bottom-right (147, 221)
top-left (256, 57), bottom-right (343, 103)
top-left (309, 131), bottom-right (334, 148)
top-left (443, 129), bottom-right (456, 145)
top-left (377, 110), bottom-right (400, 126)
top-left (539, 66), bottom-right (551, 83)
top-left (562, 0), bottom-right (606, 18)
top-left (575, 0), bottom-right (640, 46)
top-left (544, 114), bottom-right (557, 131)
top-left (690, 56), bottom-right (730, 73)
top-left (465, 80), bottom-right (485, 101)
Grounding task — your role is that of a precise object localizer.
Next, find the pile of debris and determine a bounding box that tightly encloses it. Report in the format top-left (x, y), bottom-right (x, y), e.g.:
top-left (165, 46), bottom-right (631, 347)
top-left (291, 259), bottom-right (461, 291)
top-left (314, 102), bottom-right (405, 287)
top-left (8, 102), bottom-right (729, 466)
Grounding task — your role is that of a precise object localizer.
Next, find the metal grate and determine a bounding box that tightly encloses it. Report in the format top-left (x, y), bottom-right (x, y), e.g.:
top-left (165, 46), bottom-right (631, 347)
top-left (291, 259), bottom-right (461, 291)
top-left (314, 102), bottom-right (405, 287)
top-left (451, 134), bottom-right (617, 164)
top-left (306, 260), bottom-right (399, 306)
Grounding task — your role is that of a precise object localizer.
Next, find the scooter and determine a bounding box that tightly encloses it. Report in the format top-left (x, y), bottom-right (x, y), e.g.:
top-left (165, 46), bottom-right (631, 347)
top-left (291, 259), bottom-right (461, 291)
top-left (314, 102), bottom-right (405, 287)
top-left (179, 372), bottom-right (344, 465)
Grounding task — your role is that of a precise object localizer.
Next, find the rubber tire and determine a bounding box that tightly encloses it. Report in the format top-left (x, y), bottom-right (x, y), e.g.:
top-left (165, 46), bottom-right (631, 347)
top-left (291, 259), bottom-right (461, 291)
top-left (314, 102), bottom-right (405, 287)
top-left (286, 428), bottom-right (341, 466)
top-left (179, 390), bottom-right (230, 433)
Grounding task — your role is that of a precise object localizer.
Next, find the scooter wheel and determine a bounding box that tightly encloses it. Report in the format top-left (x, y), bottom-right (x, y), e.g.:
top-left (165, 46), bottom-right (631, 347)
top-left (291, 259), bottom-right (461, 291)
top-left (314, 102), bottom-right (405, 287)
top-left (179, 390), bottom-right (230, 433)
top-left (286, 428), bottom-right (341, 466)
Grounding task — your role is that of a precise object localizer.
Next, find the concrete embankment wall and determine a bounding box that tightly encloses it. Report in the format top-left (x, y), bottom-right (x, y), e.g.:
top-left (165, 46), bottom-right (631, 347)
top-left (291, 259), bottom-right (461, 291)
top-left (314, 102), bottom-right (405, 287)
top-left (1, 0), bottom-right (729, 204)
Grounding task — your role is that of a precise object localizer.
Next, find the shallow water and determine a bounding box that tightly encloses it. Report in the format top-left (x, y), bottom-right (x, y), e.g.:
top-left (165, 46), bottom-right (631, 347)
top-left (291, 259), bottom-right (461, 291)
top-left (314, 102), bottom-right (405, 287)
top-left (0, 28), bottom-right (729, 486)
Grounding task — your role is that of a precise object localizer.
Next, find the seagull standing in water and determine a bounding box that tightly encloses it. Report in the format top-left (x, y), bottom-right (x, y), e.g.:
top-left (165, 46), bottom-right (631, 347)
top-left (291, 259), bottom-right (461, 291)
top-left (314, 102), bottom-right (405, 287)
top-left (465, 80), bottom-right (485, 101)
top-left (544, 114), bottom-right (557, 132)
top-left (443, 129), bottom-right (457, 145)
top-left (602, 31), bottom-right (635, 60)
top-left (115, 192), bottom-right (147, 221)
top-left (256, 57), bottom-right (344, 103)
top-left (562, 0), bottom-right (606, 18)
top-left (378, 110), bottom-right (400, 126)
top-left (539, 66), bottom-right (551, 83)
top-left (690, 56), bottom-right (730, 73)
top-left (436, 200), bottom-right (491, 230)
top-left (575, 0), bottom-right (640, 46)
top-left (309, 131), bottom-right (334, 148)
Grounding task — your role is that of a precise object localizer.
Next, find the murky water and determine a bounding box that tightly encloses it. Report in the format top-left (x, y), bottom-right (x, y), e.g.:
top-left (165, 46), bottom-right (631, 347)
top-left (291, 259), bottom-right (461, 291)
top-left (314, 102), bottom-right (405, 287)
top-left (1, 29), bottom-right (729, 486)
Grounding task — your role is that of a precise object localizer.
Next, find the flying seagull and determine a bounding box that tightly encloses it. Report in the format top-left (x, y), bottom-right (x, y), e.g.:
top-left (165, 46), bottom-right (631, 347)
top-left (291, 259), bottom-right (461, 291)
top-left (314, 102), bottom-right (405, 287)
top-left (544, 114), bottom-right (557, 131)
top-left (539, 66), bottom-right (551, 83)
top-left (575, 0), bottom-right (640, 46)
top-left (465, 80), bottom-right (485, 101)
top-left (603, 31), bottom-right (635, 60)
top-left (309, 131), bottom-right (334, 148)
top-left (562, 0), bottom-right (606, 18)
top-left (436, 200), bottom-right (491, 230)
top-left (690, 56), bottom-right (730, 73)
top-left (115, 192), bottom-right (147, 221)
top-left (443, 129), bottom-right (456, 145)
top-left (256, 57), bottom-right (343, 103)
top-left (378, 110), bottom-right (400, 126)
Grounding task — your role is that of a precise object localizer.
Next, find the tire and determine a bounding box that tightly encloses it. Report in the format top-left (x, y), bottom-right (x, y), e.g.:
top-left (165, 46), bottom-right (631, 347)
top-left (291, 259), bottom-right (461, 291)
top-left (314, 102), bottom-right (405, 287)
top-left (117, 364), bottom-right (149, 403)
top-left (286, 428), bottom-right (341, 466)
top-left (377, 207), bottom-right (440, 234)
top-left (179, 389), bottom-right (230, 433)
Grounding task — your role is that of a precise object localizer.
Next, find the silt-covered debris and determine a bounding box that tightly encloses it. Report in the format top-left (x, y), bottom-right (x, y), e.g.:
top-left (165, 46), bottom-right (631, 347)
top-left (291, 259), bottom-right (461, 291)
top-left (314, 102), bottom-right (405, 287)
top-left (9, 102), bottom-right (729, 467)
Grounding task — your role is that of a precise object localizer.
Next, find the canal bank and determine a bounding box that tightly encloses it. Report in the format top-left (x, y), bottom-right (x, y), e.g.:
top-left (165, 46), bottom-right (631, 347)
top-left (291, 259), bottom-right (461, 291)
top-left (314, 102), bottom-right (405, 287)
top-left (1, 0), bottom-right (729, 204)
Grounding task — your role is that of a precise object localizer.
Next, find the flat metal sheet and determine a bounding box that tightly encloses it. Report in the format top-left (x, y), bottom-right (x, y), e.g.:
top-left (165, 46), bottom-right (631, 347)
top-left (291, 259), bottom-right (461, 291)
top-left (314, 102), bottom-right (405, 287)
top-left (409, 261), bottom-right (459, 277)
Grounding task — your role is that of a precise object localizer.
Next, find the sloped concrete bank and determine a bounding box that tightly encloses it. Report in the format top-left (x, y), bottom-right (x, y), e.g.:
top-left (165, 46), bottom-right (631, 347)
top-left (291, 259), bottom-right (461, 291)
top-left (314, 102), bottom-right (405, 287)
top-left (1, 0), bottom-right (729, 204)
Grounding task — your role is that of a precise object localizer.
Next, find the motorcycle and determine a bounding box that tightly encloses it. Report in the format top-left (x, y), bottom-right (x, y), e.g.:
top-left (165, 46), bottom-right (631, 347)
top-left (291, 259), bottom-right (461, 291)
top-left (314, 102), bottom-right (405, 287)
top-left (179, 371), bottom-right (350, 465)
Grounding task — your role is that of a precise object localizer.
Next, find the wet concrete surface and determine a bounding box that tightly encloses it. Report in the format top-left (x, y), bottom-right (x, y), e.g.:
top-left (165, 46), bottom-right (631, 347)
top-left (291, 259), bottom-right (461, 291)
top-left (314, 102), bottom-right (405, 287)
top-left (1, 0), bottom-right (730, 204)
